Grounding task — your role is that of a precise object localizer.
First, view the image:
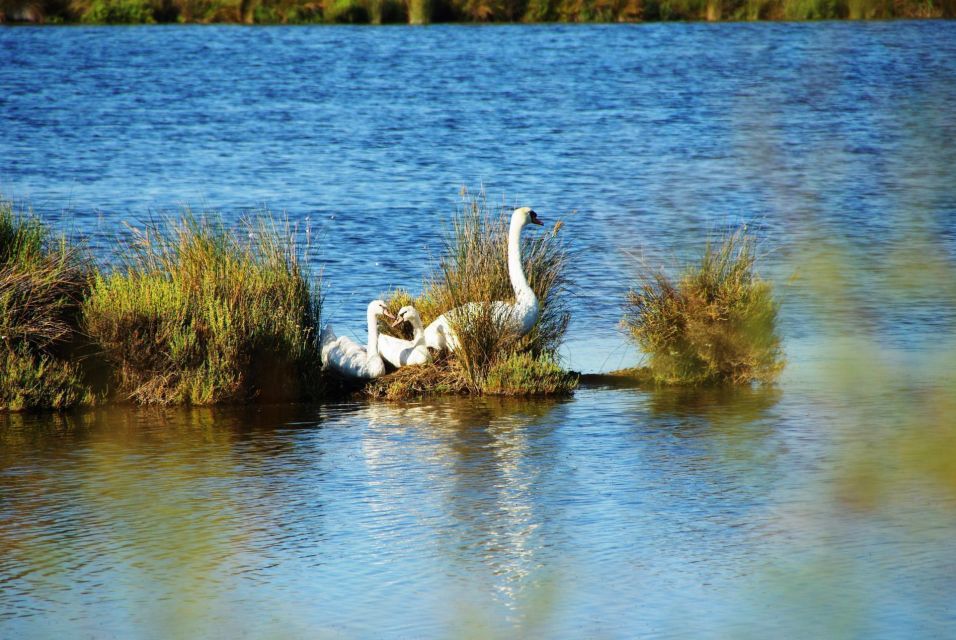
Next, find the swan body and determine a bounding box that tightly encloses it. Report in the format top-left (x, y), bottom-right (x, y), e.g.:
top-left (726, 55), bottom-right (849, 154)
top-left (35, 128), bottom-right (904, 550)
top-left (320, 300), bottom-right (391, 379)
top-left (378, 305), bottom-right (431, 368)
top-left (424, 207), bottom-right (543, 352)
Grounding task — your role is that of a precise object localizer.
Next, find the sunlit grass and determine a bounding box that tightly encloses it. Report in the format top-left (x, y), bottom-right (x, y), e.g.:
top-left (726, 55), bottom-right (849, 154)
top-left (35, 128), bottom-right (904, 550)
top-left (82, 212), bottom-right (322, 405)
top-left (0, 198), bottom-right (96, 411)
top-left (623, 227), bottom-right (783, 386)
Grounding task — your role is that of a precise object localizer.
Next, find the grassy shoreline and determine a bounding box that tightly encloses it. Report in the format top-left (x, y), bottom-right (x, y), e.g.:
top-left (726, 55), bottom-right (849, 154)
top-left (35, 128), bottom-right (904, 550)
top-left (2, 0), bottom-right (952, 24)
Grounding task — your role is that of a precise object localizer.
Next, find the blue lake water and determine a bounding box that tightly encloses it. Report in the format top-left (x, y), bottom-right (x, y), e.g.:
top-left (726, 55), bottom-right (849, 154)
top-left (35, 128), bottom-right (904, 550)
top-left (2, 22), bottom-right (956, 638)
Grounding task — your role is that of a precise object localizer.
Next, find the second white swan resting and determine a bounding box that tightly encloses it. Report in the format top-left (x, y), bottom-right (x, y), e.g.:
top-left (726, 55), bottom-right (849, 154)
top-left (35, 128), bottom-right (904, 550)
top-left (378, 305), bottom-right (431, 368)
top-left (320, 300), bottom-right (391, 379)
top-left (424, 206), bottom-right (543, 352)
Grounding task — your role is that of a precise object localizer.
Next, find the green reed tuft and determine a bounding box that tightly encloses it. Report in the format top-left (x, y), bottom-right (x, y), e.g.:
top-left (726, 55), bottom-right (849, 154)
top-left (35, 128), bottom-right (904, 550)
top-left (0, 198), bottom-right (97, 411)
top-left (623, 227), bottom-right (783, 386)
top-left (82, 212), bottom-right (322, 405)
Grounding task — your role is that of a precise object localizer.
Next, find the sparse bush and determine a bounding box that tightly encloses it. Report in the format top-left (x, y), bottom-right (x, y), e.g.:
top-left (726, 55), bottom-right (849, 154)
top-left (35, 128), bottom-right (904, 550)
top-left (623, 227), bottom-right (783, 386)
top-left (324, 0), bottom-right (369, 21)
top-left (82, 213), bottom-right (321, 405)
top-left (81, 0), bottom-right (156, 22)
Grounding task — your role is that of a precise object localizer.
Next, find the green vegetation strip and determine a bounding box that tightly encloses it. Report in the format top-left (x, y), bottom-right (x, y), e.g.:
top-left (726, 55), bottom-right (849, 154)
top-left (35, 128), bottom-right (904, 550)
top-left (2, 0), bottom-right (952, 24)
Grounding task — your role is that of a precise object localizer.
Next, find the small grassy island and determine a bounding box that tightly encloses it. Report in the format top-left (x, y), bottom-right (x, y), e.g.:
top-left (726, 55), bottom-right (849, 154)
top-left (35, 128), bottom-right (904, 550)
top-left (620, 227), bottom-right (783, 386)
top-left (366, 197), bottom-right (577, 400)
top-left (0, 202), bottom-right (97, 410)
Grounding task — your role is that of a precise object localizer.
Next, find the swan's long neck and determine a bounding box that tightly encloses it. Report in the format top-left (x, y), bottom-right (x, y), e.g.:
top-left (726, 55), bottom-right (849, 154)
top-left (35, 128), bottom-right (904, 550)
top-left (367, 311), bottom-right (380, 358)
top-left (410, 317), bottom-right (425, 345)
top-left (508, 217), bottom-right (536, 306)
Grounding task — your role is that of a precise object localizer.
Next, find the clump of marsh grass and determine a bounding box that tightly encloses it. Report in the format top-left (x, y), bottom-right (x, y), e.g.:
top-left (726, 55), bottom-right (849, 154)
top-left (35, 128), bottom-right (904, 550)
top-left (82, 213), bottom-right (321, 405)
top-left (623, 227), bottom-right (783, 386)
top-left (0, 199), bottom-right (96, 411)
top-left (375, 193), bottom-right (575, 399)
top-left (483, 351), bottom-right (578, 396)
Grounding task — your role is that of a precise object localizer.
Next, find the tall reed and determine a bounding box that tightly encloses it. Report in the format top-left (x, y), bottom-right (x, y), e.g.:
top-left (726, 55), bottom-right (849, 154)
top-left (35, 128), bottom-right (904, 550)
top-left (0, 199), bottom-right (96, 411)
top-left (82, 213), bottom-right (322, 405)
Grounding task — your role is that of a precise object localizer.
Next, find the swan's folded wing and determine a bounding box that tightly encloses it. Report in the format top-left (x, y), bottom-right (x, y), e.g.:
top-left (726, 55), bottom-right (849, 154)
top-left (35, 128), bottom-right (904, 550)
top-left (377, 333), bottom-right (410, 368)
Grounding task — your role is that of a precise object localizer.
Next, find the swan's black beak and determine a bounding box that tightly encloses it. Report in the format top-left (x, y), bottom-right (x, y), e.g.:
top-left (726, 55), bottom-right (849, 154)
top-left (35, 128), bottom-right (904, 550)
top-left (529, 210), bottom-right (543, 226)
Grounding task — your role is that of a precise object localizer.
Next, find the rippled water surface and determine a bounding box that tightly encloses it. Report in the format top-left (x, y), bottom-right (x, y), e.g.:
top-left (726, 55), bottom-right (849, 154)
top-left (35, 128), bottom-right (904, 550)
top-left (2, 21), bottom-right (956, 638)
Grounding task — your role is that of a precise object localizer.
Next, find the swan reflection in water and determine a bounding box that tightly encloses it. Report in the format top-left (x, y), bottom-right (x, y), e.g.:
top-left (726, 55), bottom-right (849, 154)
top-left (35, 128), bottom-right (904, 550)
top-left (358, 396), bottom-right (572, 621)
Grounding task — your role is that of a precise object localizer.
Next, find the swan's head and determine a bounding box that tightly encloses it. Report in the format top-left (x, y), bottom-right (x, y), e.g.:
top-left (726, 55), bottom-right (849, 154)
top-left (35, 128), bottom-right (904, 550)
top-left (513, 206), bottom-right (543, 228)
top-left (390, 305), bottom-right (423, 329)
top-left (367, 299), bottom-right (393, 320)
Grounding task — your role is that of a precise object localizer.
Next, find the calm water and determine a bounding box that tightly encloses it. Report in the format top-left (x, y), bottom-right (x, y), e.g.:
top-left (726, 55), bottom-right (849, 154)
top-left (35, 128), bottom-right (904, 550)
top-left (2, 22), bottom-right (956, 638)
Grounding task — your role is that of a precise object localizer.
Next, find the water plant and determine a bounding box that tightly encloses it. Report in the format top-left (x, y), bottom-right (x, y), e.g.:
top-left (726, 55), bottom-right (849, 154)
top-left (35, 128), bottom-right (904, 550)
top-left (622, 226), bottom-right (783, 386)
top-left (0, 199), bottom-right (96, 411)
top-left (372, 194), bottom-right (576, 399)
top-left (82, 213), bottom-right (322, 405)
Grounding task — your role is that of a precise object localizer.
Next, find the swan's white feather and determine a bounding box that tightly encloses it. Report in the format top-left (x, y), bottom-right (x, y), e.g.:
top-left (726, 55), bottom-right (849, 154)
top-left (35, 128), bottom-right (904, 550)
top-left (319, 302), bottom-right (388, 379)
top-left (378, 306), bottom-right (431, 368)
top-left (378, 333), bottom-right (430, 367)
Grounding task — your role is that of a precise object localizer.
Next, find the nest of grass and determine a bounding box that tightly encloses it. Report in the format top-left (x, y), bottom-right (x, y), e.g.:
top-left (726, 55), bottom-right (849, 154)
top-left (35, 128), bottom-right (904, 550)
top-left (364, 354), bottom-right (471, 400)
top-left (373, 192), bottom-right (577, 400)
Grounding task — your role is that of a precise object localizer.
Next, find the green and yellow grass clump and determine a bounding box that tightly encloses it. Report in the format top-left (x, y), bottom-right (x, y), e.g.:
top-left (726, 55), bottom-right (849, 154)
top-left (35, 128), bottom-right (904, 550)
top-left (0, 200), bottom-right (97, 411)
top-left (367, 195), bottom-right (578, 400)
top-left (82, 214), bottom-right (322, 405)
top-left (623, 227), bottom-right (783, 386)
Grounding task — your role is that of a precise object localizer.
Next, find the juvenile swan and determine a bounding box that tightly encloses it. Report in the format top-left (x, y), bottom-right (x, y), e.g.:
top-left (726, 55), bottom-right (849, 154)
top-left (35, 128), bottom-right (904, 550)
top-left (320, 300), bottom-right (392, 379)
top-left (424, 206), bottom-right (543, 352)
top-left (378, 305), bottom-right (431, 368)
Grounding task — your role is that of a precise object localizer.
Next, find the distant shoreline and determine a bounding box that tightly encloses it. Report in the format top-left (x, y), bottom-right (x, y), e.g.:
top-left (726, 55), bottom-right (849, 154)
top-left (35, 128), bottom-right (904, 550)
top-left (2, 0), bottom-right (953, 27)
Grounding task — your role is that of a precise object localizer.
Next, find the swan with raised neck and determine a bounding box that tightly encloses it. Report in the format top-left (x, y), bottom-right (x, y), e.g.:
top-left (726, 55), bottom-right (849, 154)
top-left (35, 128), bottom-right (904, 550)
top-left (424, 206), bottom-right (543, 352)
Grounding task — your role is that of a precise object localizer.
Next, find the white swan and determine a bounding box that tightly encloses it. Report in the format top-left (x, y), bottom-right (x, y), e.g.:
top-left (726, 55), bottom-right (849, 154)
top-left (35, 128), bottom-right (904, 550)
top-left (320, 300), bottom-right (392, 379)
top-left (424, 206), bottom-right (543, 352)
top-left (378, 305), bottom-right (431, 368)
